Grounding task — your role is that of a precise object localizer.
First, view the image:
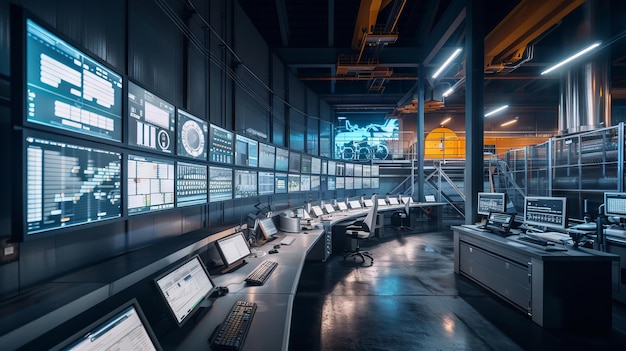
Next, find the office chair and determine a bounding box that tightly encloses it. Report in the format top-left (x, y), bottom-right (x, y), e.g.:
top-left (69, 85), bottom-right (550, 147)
top-left (392, 197), bottom-right (412, 231)
top-left (343, 195), bottom-right (378, 266)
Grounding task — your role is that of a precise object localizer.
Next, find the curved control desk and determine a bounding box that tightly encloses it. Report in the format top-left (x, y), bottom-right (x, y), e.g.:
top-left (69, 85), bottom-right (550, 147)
top-left (452, 225), bottom-right (618, 329)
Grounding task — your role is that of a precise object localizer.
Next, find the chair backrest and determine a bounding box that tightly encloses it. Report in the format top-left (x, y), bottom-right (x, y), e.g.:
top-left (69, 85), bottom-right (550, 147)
top-left (404, 197), bottom-right (411, 215)
top-left (361, 195), bottom-right (378, 232)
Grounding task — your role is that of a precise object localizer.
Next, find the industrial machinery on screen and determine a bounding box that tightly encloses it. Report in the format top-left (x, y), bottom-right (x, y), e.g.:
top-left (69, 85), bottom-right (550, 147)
top-left (335, 118), bottom-right (398, 160)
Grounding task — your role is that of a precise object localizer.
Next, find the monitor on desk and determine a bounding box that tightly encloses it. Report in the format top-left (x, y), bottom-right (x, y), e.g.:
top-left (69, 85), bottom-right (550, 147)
top-left (311, 206), bottom-right (324, 217)
top-left (154, 255), bottom-right (217, 327)
top-left (485, 211), bottom-right (515, 236)
top-left (604, 192), bottom-right (626, 218)
top-left (523, 196), bottom-right (567, 230)
top-left (363, 199), bottom-right (374, 208)
top-left (378, 198), bottom-right (387, 206)
top-left (337, 202), bottom-right (348, 211)
top-left (52, 299), bottom-right (162, 351)
top-left (215, 232), bottom-right (252, 273)
top-left (477, 192), bottom-right (506, 216)
top-left (425, 195), bottom-right (436, 202)
top-left (349, 200), bottom-right (362, 209)
top-left (258, 217), bottom-right (278, 240)
top-left (324, 204), bottom-right (336, 214)
top-left (388, 197), bottom-right (399, 205)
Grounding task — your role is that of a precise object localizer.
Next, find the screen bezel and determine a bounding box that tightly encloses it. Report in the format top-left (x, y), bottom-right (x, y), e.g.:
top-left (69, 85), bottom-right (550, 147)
top-left (215, 232), bottom-right (252, 267)
top-left (523, 196), bottom-right (568, 230)
top-left (50, 298), bottom-right (162, 351)
top-left (153, 254), bottom-right (217, 327)
top-left (604, 192), bottom-right (626, 217)
top-left (477, 192), bottom-right (506, 216)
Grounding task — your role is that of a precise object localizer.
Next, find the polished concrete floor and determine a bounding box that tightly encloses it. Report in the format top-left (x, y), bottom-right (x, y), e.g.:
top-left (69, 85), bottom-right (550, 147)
top-left (289, 218), bottom-right (626, 350)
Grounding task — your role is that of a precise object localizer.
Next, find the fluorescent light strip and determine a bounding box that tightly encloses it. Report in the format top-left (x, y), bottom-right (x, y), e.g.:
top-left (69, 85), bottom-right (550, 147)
top-left (541, 42), bottom-right (601, 75)
top-left (440, 117), bottom-right (451, 125)
top-left (484, 105), bottom-right (509, 117)
top-left (442, 88), bottom-right (454, 97)
top-left (432, 48), bottom-right (462, 79)
top-left (500, 119), bottom-right (517, 127)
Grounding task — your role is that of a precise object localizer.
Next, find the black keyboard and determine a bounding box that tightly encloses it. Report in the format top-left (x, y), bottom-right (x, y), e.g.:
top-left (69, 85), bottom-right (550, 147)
top-left (518, 235), bottom-right (550, 246)
top-left (211, 300), bottom-right (257, 350)
top-left (245, 260), bottom-right (278, 286)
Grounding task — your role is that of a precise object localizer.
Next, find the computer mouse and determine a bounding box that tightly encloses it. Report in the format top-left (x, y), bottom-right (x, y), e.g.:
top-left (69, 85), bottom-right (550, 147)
top-left (273, 244), bottom-right (281, 249)
top-left (218, 286), bottom-right (229, 296)
top-left (269, 249), bottom-right (278, 254)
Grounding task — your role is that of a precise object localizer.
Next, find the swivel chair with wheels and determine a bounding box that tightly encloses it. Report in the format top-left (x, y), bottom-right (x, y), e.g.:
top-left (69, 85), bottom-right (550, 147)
top-left (344, 195), bottom-right (378, 265)
top-left (392, 197), bottom-right (411, 231)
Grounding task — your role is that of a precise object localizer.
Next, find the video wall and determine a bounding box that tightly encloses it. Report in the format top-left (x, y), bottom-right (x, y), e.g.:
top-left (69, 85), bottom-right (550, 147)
top-left (13, 13), bottom-right (379, 240)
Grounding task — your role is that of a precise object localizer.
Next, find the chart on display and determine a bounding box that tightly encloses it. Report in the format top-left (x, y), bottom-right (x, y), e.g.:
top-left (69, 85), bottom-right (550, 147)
top-left (234, 169), bottom-right (258, 198)
top-left (209, 124), bottom-right (234, 164)
top-left (275, 147), bottom-right (289, 171)
top-left (275, 173), bottom-right (288, 194)
top-left (258, 171), bottom-right (275, 195)
top-left (25, 19), bottom-right (123, 142)
top-left (327, 176), bottom-right (336, 190)
top-left (288, 174), bottom-right (300, 193)
top-left (209, 166), bottom-right (233, 202)
top-left (301, 155), bottom-right (312, 173)
top-left (235, 134), bottom-right (258, 167)
top-left (311, 175), bottom-right (320, 191)
top-left (127, 154), bottom-right (175, 215)
top-left (300, 175), bottom-right (311, 191)
top-left (25, 136), bottom-right (121, 235)
top-left (128, 82), bottom-right (175, 154)
top-left (177, 109), bottom-right (207, 160)
top-left (258, 143), bottom-right (275, 169)
top-left (176, 162), bottom-right (207, 207)
top-left (311, 157), bottom-right (321, 174)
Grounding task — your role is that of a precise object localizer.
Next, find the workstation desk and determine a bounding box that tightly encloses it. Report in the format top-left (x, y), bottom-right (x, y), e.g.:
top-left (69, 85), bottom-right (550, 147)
top-left (452, 225), bottom-right (619, 330)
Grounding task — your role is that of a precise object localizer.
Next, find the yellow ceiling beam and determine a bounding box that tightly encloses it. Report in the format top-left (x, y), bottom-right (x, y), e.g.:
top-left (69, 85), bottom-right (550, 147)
top-left (352, 0), bottom-right (383, 49)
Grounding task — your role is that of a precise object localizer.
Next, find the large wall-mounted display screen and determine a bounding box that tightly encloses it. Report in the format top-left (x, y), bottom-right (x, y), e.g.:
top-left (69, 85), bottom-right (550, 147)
top-left (234, 169), bottom-right (258, 198)
top-left (128, 82), bottom-right (175, 154)
top-left (288, 152), bottom-right (301, 173)
top-left (127, 154), bottom-right (175, 215)
top-left (176, 162), bottom-right (207, 207)
top-left (275, 173), bottom-right (288, 194)
top-left (354, 164), bottom-right (363, 177)
top-left (328, 160), bottom-right (336, 176)
top-left (25, 19), bottom-right (123, 142)
top-left (311, 175), bottom-right (320, 191)
top-left (301, 155), bottom-right (312, 173)
top-left (334, 118), bottom-right (398, 160)
top-left (336, 177), bottom-right (345, 189)
top-left (209, 166), bottom-right (233, 202)
top-left (336, 163), bottom-right (345, 176)
top-left (235, 134), bottom-right (258, 167)
top-left (327, 176), bottom-right (336, 190)
top-left (275, 147), bottom-right (289, 171)
top-left (25, 136), bottom-right (121, 235)
top-left (258, 143), bottom-right (275, 169)
top-left (300, 175), bottom-right (311, 192)
top-left (176, 109), bottom-right (207, 160)
top-left (209, 124), bottom-right (234, 164)
top-left (345, 177), bottom-right (354, 190)
top-left (288, 174), bottom-right (300, 193)
top-left (258, 171), bottom-right (275, 195)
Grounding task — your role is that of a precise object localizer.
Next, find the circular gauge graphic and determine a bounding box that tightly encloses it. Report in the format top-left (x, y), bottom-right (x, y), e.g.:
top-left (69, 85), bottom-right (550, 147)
top-left (157, 130), bottom-right (171, 151)
top-left (181, 120), bottom-right (205, 157)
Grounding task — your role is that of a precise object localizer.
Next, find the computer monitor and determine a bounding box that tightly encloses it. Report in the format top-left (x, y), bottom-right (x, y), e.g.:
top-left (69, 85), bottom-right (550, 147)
top-left (485, 211), bottom-right (515, 236)
top-left (258, 217), bottom-right (278, 240)
top-left (363, 199), bottom-right (374, 208)
top-left (311, 206), bottom-right (324, 217)
top-left (345, 177), bottom-right (354, 190)
top-left (176, 161), bottom-right (208, 207)
top-left (328, 161), bottom-right (337, 175)
top-left (425, 195), bottom-right (436, 202)
top-left (477, 192), bottom-right (506, 216)
top-left (362, 178), bottom-right (371, 189)
top-left (258, 171), bottom-right (275, 195)
top-left (337, 202), bottom-right (348, 211)
top-left (348, 200), bottom-right (361, 210)
top-left (301, 155), bottom-right (312, 173)
top-left (523, 196), bottom-right (567, 230)
top-left (215, 232), bottom-right (251, 273)
top-left (234, 169), bottom-right (258, 198)
top-left (327, 176), bottom-right (336, 190)
top-left (371, 165), bottom-right (380, 176)
top-left (24, 135), bottom-right (122, 235)
top-left (208, 124), bottom-right (234, 164)
top-left (388, 197), bottom-right (399, 205)
top-left (128, 81), bottom-right (175, 154)
top-left (311, 175), bottom-right (321, 191)
top-left (336, 163), bottom-right (345, 176)
top-left (324, 204), bottom-right (336, 214)
top-left (335, 177), bottom-right (345, 189)
top-left (288, 174), bottom-right (300, 192)
top-left (127, 154), bottom-right (175, 215)
top-left (363, 165), bottom-right (371, 177)
top-left (289, 152), bottom-right (301, 173)
top-left (52, 299), bottom-right (161, 351)
top-left (258, 143), bottom-right (275, 169)
top-left (300, 175), bottom-right (311, 191)
top-left (604, 192), bottom-right (626, 218)
top-left (235, 134), bottom-right (259, 167)
top-left (208, 166), bottom-right (233, 202)
top-left (378, 198), bottom-right (387, 206)
top-left (176, 109), bottom-right (207, 160)
top-left (275, 173), bottom-right (288, 194)
top-left (345, 163), bottom-right (354, 176)
top-left (154, 255), bottom-right (217, 327)
top-left (371, 178), bottom-right (379, 188)
top-left (354, 177), bottom-right (363, 189)
top-left (354, 164), bottom-right (363, 177)
top-left (275, 147), bottom-right (289, 171)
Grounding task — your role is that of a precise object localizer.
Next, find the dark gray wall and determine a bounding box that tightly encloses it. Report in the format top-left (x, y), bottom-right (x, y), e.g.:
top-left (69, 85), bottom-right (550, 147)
top-left (0, 0), bottom-right (339, 297)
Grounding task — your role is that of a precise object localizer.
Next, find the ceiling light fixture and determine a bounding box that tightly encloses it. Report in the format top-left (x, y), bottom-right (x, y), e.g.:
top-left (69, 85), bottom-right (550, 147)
top-left (541, 42), bottom-right (602, 75)
top-left (432, 48), bottom-right (462, 79)
top-left (440, 117), bottom-right (451, 125)
top-left (484, 105), bottom-right (509, 117)
top-left (337, 116), bottom-right (347, 120)
top-left (500, 119), bottom-right (518, 127)
top-left (442, 88), bottom-right (454, 97)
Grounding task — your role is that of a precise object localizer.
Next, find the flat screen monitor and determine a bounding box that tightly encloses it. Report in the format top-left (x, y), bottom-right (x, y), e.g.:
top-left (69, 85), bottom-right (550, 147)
top-left (336, 163), bottom-right (345, 176)
top-left (176, 109), bottom-right (207, 160)
top-left (363, 177), bottom-right (371, 189)
top-left (477, 192), bottom-right (506, 216)
top-left (354, 177), bottom-right (362, 189)
top-left (604, 192), bottom-right (626, 217)
top-left (300, 175), bottom-right (311, 191)
top-left (324, 204), bottom-right (335, 214)
top-left (208, 166), bottom-right (233, 202)
top-left (345, 177), bottom-right (354, 190)
top-left (25, 135), bottom-right (121, 235)
top-left (311, 206), bottom-right (324, 217)
top-left (234, 169), bottom-right (257, 198)
top-left (176, 162), bottom-right (207, 207)
top-left (345, 163), bottom-right (354, 176)
top-left (235, 134), bottom-right (259, 167)
top-left (363, 165), bottom-right (371, 177)
top-left (321, 160), bottom-right (327, 175)
top-left (371, 165), bottom-right (380, 176)
top-left (371, 178), bottom-right (379, 188)
top-left (275, 173), bottom-right (288, 194)
top-left (349, 200), bottom-right (361, 209)
top-left (288, 174), bottom-right (301, 192)
top-left (328, 161), bottom-right (336, 175)
top-left (289, 152), bottom-right (301, 173)
top-left (258, 143), bottom-right (275, 169)
top-left (258, 171), bottom-right (275, 195)
top-left (209, 124), bottom-right (234, 164)
top-left (128, 81), bottom-right (175, 154)
top-left (154, 255), bottom-right (217, 327)
top-left (337, 202), bottom-right (348, 211)
top-left (311, 175), bottom-right (321, 191)
top-left (53, 299), bottom-right (161, 351)
top-left (215, 232), bottom-right (251, 269)
top-left (311, 157), bottom-right (321, 174)
top-left (22, 18), bottom-right (123, 142)
top-left (425, 195), bottom-right (436, 202)
top-left (301, 155), bottom-right (312, 173)
top-left (354, 164), bottom-right (363, 177)
top-left (336, 177), bottom-right (345, 189)
top-left (258, 217), bottom-right (278, 239)
top-left (327, 176), bottom-right (336, 190)
top-left (275, 147), bottom-right (289, 171)
top-left (127, 154), bottom-right (175, 215)
top-left (523, 196), bottom-right (567, 229)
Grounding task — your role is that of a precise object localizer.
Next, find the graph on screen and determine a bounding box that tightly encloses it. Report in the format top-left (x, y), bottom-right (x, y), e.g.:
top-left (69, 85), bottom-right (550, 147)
top-left (128, 82), bottom-right (176, 154)
top-left (209, 166), bottom-right (233, 202)
top-left (177, 109), bottom-right (207, 160)
top-left (209, 124), bottom-right (234, 164)
top-left (234, 169), bottom-right (258, 198)
top-left (258, 171), bottom-right (275, 195)
top-left (176, 162), bottom-right (207, 207)
top-left (127, 154), bottom-right (175, 215)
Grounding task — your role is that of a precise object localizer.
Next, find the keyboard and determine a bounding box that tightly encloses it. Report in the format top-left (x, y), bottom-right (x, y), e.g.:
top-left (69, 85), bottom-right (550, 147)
top-left (515, 235), bottom-right (568, 251)
top-left (245, 260), bottom-right (278, 286)
top-left (280, 236), bottom-right (295, 245)
top-left (211, 300), bottom-right (257, 351)
top-left (517, 235), bottom-right (550, 246)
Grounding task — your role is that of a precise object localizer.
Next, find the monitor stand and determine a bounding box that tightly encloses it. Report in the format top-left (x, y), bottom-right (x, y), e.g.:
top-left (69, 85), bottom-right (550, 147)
top-left (220, 259), bottom-right (247, 274)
